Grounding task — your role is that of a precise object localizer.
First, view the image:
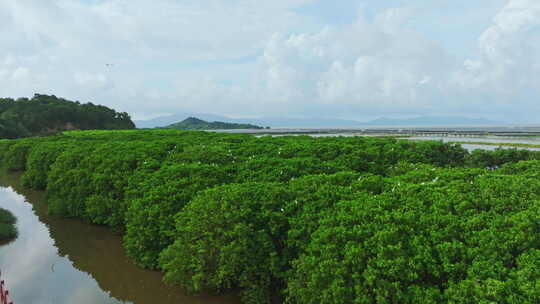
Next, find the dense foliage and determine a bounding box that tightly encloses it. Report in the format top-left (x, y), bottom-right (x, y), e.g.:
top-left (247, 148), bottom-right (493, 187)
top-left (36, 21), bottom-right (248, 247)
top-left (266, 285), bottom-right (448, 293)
top-left (0, 94), bottom-right (135, 139)
top-left (1, 129), bottom-right (540, 303)
top-left (164, 117), bottom-right (265, 130)
top-left (0, 208), bottom-right (17, 242)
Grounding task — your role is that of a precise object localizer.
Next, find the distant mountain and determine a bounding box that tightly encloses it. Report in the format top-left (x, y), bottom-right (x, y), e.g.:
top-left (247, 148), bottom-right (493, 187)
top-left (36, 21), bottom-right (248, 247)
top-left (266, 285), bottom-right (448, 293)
top-left (365, 116), bottom-right (500, 126)
top-left (164, 117), bottom-right (265, 130)
top-left (136, 115), bottom-right (362, 128)
top-left (135, 113), bottom-right (231, 129)
top-left (137, 113), bottom-right (501, 129)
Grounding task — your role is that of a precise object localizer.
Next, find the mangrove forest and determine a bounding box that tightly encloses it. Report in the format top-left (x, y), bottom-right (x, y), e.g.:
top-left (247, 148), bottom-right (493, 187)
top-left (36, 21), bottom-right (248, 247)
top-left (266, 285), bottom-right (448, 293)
top-left (0, 130), bottom-right (539, 303)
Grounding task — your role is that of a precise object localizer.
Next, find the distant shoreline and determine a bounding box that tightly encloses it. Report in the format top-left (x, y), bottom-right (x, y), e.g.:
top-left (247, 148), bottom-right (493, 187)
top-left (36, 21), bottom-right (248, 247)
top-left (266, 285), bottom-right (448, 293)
top-left (212, 127), bottom-right (540, 137)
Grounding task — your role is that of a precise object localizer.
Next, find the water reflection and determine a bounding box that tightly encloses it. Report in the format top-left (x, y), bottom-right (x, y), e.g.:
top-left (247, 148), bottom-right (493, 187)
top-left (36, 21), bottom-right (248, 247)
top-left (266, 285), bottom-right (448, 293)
top-left (0, 173), bottom-right (239, 304)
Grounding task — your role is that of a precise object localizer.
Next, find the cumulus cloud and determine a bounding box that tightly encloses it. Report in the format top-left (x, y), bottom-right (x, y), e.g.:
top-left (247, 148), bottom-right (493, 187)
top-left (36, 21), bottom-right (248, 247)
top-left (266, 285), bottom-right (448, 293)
top-left (453, 0), bottom-right (540, 117)
top-left (74, 73), bottom-right (111, 91)
top-left (459, 0), bottom-right (540, 88)
top-left (257, 9), bottom-right (453, 116)
top-left (0, 0), bottom-right (539, 122)
top-left (255, 1), bottom-right (540, 119)
top-left (0, 0), bottom-right (317, 114)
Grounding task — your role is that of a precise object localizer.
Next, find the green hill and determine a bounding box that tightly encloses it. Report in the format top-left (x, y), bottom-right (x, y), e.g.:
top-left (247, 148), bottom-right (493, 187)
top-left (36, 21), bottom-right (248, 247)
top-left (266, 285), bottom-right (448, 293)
top-left (164, 117), bottom-right (265, 130)
top-left (0, 94), bottom-right (135, 139)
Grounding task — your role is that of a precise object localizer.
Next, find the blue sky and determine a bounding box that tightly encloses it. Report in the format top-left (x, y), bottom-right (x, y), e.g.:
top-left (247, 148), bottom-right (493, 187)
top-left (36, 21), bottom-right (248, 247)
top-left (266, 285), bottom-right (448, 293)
top-left (0, 0), bottom-right (539, 122)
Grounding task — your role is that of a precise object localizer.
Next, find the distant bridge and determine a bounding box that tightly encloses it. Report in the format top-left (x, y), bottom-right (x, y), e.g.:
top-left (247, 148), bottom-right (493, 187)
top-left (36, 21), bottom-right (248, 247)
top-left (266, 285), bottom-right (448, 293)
top-left (0, 272), bottom-right (13, 304)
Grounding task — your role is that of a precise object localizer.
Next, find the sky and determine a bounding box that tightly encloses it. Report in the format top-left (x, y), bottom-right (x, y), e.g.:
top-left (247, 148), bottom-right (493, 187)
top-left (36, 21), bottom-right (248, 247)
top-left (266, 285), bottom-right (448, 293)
top-left (0, 0), bottom-right (539, 122)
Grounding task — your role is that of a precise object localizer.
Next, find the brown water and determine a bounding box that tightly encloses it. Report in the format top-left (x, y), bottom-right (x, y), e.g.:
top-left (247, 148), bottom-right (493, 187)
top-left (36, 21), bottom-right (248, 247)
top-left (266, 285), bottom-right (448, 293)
top-left (0, 172), bottom-right (240, 304)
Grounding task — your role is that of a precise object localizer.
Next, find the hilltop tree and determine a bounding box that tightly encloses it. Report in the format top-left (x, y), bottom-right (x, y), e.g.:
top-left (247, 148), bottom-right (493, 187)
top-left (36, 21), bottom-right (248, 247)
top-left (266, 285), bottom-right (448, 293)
top-left (0, 94), bottom-right (135, 139)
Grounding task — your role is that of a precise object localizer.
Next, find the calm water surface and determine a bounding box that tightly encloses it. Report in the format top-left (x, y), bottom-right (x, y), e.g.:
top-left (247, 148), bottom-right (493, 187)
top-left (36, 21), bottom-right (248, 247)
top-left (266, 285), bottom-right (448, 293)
top-left (312, 134), bottom-right (540, 151)
top-left (261, 132), bottom-right (540, 151)
top-left (407, 136), bottom-right (540, 151)
top-left (0, 172), bottom-right (239, 304)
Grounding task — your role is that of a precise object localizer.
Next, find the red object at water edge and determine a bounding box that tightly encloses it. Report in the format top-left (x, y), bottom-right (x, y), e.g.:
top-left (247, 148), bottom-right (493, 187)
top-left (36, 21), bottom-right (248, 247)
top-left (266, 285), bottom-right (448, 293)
top-left (0, 271), bottom-right (13, 304)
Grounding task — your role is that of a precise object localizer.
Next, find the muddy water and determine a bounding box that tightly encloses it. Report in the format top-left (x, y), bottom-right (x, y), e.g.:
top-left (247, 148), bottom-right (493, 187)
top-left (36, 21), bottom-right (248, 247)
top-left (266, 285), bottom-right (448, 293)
top-left (0, 172), bottom-right (239, 304)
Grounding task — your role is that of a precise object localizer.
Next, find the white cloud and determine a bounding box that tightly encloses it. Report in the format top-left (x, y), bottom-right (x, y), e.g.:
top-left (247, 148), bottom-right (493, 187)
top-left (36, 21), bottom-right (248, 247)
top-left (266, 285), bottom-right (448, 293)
top-left (0, 0), bottom-right (317, 112)
top-left (74, 73), bottom-right (110, 91)
top-left (0, 0), bottom-right (539, 122)
top-left (458, 0), bottom-right (540, 97)
top-left (11, 67), bottom-right (31, 81)
top-left (253, 1), bottom-right (540, 119)
top-left (257, 10), bottom-right (452, 115)
top-left (374, 7), bottom-right (413, 34)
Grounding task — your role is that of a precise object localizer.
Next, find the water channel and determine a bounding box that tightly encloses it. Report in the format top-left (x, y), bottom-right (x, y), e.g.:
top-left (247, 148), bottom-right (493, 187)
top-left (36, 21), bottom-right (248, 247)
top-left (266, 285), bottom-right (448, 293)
top-left (0, 172), bottom-right (239, 304)
top-left (308, 134), bottom-right (540, 151)
top-left (406, 136), bottom-right (540, 151)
